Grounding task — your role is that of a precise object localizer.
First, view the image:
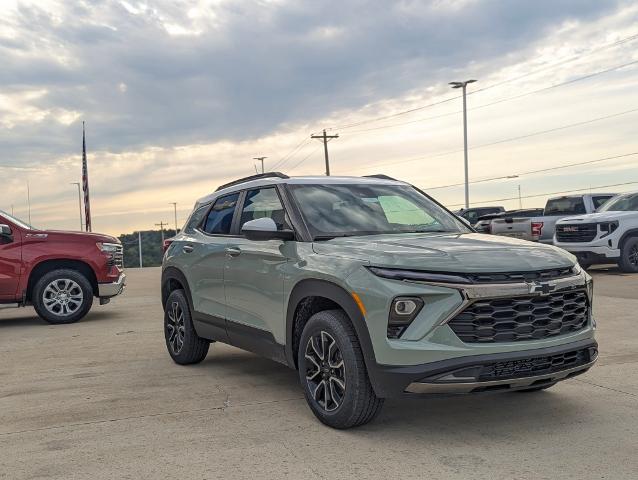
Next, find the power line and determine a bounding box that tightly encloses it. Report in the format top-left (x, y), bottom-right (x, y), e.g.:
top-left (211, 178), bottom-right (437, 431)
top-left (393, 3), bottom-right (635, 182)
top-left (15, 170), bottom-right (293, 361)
top-left (425, 152), bottom-right (638, 190)
top-left (323, 32), bottom-right (638, 132)
top-left (446, 180), bottom-right (638, 208)
top-left (287, 145), bottom-right (323, 172)
top-left (345, 59), bottom-right (638, 135)
top-left (270, 137), bottom-right (313, 170)
top-left (350, 107), bottom-right (638, 171)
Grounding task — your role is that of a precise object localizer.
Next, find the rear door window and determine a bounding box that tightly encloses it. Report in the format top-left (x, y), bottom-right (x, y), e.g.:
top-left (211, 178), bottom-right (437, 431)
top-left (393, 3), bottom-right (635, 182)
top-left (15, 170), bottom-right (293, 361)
top-left (544, 197), bottom-right (586, 216)
top-left (202, 193), bottom-right (240, 235)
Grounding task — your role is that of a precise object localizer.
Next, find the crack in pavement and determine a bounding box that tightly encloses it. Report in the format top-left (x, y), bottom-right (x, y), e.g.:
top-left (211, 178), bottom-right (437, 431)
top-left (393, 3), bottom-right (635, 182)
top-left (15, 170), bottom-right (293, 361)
top-left (575, 378), bottom-right (637, 398)
top-left (0, 396), bottom-right (304, 438)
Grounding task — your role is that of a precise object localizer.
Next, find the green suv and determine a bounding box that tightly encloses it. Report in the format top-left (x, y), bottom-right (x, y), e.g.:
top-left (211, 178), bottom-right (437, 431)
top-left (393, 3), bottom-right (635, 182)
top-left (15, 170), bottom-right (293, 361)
top-left (161, 173), bottom-right (597, 429)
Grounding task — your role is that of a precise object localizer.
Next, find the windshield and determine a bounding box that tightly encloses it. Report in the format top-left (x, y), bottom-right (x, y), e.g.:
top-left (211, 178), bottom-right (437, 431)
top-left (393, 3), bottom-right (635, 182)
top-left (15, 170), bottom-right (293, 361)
top-left (0, 210), bottom-right (35, 230)
top-left (289, 183), bottom-right (469, 239)
top-left (598, 193), bottom-right (638, 212)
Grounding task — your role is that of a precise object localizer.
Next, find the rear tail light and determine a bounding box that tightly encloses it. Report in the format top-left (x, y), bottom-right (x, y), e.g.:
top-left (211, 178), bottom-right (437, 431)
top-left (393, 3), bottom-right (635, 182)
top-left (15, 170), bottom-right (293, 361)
top-left (531, 222), bottom-right (544, 238)
top-left (163, 239), bottom-right (173, 253)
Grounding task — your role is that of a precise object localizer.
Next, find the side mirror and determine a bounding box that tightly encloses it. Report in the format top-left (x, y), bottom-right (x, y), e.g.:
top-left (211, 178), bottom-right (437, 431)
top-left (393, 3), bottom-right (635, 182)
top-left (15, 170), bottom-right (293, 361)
top-left (241, 217), bottom-right (295, 241)
top-left (0, 224), bottom-right (12, 241)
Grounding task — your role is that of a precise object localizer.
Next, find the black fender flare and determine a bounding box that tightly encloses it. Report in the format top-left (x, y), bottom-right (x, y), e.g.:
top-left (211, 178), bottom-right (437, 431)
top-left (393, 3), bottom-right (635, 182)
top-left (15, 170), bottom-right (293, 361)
top-left (161, 266), bottom-right (194, 312)
top-left (285, 279), bottom-right (381, 392)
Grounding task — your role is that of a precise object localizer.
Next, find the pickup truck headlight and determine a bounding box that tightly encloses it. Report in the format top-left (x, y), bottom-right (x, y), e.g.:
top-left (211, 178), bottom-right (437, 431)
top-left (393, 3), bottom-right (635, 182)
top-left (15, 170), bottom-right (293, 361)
top-left (388, 297), bottom-right (424, 339)
top-left (97, 242), bottom-right (121, 253)
top-left (599, 221), bottom-right (619, 238)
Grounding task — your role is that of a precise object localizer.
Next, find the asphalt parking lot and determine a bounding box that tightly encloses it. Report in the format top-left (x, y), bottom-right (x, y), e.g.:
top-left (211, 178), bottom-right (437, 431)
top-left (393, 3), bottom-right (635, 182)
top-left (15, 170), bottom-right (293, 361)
top-left (1, 267), bottom-right (637, 479)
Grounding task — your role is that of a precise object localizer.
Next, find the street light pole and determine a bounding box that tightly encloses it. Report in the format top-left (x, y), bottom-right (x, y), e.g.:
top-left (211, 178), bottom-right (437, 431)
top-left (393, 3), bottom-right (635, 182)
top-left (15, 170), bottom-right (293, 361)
top-left (169, 202), bottom-right (178, 232)
top-left (449, 79), bottom-right (477, 210)
top-left (70, 182), bottom-right (83, 231)
top-left (253, 157), bottom-right (267, 174)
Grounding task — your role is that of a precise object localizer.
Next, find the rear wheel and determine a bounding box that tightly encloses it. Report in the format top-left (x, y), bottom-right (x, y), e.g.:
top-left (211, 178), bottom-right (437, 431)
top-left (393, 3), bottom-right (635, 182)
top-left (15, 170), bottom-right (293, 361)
top-left (164, 289), bottom-right (210, 364)
top-left (298, 309), bottom-right (383, 429)
top-left (618, 237), bottom-right (638, 273)
top-left (32, 269), bottom-right (93, 324)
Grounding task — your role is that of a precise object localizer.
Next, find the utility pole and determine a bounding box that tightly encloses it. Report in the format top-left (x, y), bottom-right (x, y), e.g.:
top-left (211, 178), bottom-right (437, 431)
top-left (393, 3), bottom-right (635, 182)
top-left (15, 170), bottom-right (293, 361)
top-left (311, 129), bottom-right (339, 176)
top-left (71, 182), bottom-right (83, 230)
top-left (11, 205), bottom-right (14, 216)
top-left (518, 185), bottom-right (522, 209)
top-left (253, 157), bottom-right (267, 174)
top-left (155, 221), bottom-right (167, 245)
top-left (169, 202), bottom-right (178, 232)
top-left (138, 231), bottom-right (143, 268)
top-left (449, 79), bottom-right (477, 209)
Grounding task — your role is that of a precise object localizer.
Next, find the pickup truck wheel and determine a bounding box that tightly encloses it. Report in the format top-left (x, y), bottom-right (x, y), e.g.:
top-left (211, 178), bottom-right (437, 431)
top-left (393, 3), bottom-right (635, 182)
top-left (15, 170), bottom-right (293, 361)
top-left (618, 237), bottom-right (638, 273)
top-left (298, 309), bottom-right (384, 429)
top-left (164, 289), bottom-right (210, 365)
top-left (32, 269), bottom-right (94, 324)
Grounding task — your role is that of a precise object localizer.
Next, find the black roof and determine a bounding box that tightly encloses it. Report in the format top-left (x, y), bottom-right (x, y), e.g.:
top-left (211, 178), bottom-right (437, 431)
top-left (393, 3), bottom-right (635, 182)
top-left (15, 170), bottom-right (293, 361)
top-left (215, 172), bottom-right (289, 192)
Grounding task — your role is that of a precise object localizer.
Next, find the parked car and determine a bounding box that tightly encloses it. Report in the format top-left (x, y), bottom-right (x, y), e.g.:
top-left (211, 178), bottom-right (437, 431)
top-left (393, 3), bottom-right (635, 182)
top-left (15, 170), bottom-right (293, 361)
top-left (475, 208), bottom-right (544, 235)
top-left (454, 206), bottom-right (504, 226)
top-left (480, 194), bottom-right (616, 243)
top-left (554, 191), bottom-right (638, 272)
top-left (162, 173), bottom-right (597, 429)
top-left (0, 210), bottom-right (126, 324)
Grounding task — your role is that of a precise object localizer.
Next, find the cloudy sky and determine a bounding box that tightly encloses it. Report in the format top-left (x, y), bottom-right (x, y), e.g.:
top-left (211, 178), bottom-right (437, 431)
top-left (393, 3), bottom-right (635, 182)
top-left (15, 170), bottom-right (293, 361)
top-left (1, 0), bottom-right (637, 236)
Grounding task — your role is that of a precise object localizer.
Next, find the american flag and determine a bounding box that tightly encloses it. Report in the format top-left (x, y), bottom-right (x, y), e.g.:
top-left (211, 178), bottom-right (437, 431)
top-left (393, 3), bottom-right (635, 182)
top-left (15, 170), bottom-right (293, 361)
top-left (82, 122), bottom-right (92, 232)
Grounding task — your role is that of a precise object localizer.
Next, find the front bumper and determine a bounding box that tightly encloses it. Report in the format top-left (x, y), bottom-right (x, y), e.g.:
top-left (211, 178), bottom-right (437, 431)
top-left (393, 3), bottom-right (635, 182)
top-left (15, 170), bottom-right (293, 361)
top-left (98, 273), bottom-right (127, 298)
top-left (371, 339), bottom-right (597, 397)
top-left (557, 243), bottom-right (620, 260)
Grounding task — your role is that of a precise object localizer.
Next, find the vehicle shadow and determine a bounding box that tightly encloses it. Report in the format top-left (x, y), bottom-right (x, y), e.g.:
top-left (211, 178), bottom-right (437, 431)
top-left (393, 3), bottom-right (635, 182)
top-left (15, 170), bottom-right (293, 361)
top-left (0, 309), bottom-right (116, 328)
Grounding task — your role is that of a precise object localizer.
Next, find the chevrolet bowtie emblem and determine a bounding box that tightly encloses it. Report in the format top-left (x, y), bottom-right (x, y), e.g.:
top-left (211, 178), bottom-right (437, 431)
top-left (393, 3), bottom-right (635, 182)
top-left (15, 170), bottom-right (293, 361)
top-left (529, 281), bottom-right (556, 295)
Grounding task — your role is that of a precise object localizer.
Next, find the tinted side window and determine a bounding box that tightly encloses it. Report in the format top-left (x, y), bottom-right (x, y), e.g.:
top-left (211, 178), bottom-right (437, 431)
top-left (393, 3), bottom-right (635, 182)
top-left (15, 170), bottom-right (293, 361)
top-left (592, 196), bottom-right (613, 210)
top-left (184, 205), bottom-right (209, 234)
top-left (203, 193), bottom-right (240, 234)
top-left (240, 188), bottom-right (289, 230)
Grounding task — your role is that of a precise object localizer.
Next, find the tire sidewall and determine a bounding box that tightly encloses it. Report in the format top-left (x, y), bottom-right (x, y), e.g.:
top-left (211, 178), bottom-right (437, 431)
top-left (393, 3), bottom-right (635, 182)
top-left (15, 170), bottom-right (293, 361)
top-left (164, 289), bottom-right (208, 364)
top-left (33, 269), bottom-right (94, 324)
top-left (298, 311), bottom-right (368, 427)
top-left (619, 237), bottom-right (638, 273)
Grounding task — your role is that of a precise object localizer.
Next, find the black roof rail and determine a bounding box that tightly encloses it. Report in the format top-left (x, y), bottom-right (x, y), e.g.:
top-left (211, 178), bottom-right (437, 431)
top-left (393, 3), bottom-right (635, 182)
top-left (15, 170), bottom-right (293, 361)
top-left (215, 172), bottom-right (290, 192)
top-left (363, 174), bottom-right (398, 181)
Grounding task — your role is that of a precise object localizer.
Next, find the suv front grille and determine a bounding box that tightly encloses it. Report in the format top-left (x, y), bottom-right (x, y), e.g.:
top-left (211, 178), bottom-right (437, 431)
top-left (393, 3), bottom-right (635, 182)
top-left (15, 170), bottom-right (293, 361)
top-left (107, 245), bottom-right (124, 268)
top-left (478, 347), bottom-right (594, 381)
top-left (448, 289), bottom-right (589, 343)
top-left (465, 267), bottom-right (574, 284)
top-left (556, 224), bottom-right (597, 243)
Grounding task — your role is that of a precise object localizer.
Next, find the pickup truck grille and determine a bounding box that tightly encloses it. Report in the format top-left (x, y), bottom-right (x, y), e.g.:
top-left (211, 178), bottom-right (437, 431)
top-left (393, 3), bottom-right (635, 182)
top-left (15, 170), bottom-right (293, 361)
top-left (556, 224), bottom-right (597, 243)
top-left (448, 289), bottom-right (589, 343)
top-left (107, 245), bottom-right (124, 268)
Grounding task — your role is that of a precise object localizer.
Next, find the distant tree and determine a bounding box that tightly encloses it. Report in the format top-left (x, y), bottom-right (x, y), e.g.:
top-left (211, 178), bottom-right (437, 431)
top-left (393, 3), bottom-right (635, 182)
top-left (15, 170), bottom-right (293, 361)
top-left (118, 229), bottom-right (177, 268)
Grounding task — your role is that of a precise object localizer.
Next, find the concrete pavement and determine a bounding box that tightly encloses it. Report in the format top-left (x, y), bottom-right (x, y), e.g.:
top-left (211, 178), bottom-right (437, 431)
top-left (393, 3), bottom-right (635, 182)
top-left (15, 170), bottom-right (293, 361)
top-left (1, 266), bottom-right (637, 479)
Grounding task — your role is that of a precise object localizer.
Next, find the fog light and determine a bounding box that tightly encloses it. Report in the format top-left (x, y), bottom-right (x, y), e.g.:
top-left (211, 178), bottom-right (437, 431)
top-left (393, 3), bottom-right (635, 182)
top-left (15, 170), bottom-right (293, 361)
top-left (388, 297), bottom-right (424, 339)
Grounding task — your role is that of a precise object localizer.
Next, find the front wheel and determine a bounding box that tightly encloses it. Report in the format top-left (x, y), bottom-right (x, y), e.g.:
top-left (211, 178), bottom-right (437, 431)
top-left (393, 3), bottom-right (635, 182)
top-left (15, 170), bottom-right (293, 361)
top-left (32, 269), bottom-right (94, 324)
top-left (298, 309), bottom-right (383, 429)
top-left (164, 289), bottom-right (210, 365)
top-left (618, 237), bottom-right (638, 273)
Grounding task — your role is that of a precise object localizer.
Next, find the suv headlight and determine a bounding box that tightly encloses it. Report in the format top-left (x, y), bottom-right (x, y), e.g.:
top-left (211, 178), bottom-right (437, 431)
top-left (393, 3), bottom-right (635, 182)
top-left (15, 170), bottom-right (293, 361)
top-left (388, 297), bottom-right (424, 339)
top-left (599, 221), bottom-right (619, 238)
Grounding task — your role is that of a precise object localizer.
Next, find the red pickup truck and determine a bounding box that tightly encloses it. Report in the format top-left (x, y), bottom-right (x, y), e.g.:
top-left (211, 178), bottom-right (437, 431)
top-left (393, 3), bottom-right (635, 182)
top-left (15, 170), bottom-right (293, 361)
top-left (0, 210), bottom-right (126, 324)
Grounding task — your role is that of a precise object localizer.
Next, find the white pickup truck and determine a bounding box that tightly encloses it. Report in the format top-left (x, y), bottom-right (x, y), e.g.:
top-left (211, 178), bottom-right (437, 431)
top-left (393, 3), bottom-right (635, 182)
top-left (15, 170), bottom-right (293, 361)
top-left (554, 191), bottom-right (638, 272)
top-left (490, 193), bottom-right (616, 242)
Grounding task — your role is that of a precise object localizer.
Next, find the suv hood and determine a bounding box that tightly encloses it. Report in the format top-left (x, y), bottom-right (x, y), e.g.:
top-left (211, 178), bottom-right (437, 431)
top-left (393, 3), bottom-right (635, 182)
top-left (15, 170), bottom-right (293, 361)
top-left (557, 211), bottom-right (637, 224)
top-left (31, 229), bottom-right (119, 244)
top-left (312, 233), bottom-right (574, 273)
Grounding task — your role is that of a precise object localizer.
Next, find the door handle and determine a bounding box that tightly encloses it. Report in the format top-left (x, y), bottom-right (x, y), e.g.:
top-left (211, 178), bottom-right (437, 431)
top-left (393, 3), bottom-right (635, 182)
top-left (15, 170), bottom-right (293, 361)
top-left (225, 247), bottom-right (242, 257)
top-left (183, 245), bottom-right (194, 253)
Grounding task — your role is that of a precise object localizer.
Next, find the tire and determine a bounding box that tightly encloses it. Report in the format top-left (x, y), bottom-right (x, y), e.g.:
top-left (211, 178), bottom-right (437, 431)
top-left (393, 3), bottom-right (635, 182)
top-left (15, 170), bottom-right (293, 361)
top-left (298, 309), bottom-right (384, 429)
top-left (515, 382), bottom-right (556, 393)
top-left (618, 237), bottom-right (638, 273)
top-left (164, 289), bottom-right (210, 365)
top-left (32, 269), bottom-right (94, 324)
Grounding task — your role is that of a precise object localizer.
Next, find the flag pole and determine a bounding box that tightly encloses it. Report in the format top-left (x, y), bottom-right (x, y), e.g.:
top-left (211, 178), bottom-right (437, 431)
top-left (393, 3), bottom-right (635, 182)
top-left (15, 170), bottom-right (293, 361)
top-left (82, 121), bottom-right (92, 232)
